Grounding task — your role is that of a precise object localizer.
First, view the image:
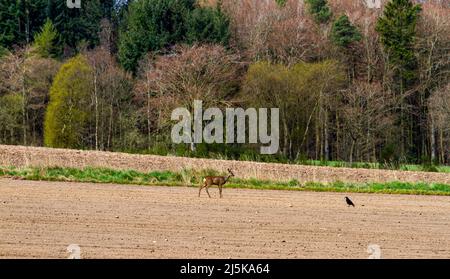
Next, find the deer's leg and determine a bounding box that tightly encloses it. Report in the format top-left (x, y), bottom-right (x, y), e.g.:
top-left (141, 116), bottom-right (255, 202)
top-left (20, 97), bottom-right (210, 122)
top-left (219, 183), bottom-right (223, 198)
top-left (205, 185), bottom-right (211, 198)
top-left (199, 180), bottom-right (207, 197)
top-left (198, 184), bottom-right (203, 197)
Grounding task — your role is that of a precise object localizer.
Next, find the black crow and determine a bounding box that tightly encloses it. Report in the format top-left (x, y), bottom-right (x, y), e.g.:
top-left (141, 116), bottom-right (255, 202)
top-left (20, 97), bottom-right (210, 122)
top-left (345, 197), bottom-right (355, 207)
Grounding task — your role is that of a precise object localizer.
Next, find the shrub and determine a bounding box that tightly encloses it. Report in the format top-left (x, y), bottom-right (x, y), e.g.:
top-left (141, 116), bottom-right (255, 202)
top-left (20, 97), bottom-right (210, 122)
top-left (44, 55), bottom-right (92, 148)
top-left (379, 143), bottom-right (401, 169)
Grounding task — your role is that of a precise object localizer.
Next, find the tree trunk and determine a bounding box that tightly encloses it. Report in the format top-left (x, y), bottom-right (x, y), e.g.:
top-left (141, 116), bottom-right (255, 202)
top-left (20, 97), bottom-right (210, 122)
top-left (336, 111), bottom-right (340, 160)
top-left (315, 110), bottom-right (320, 160)
top-left (147, 91), bottom-right (151, 149)
top-left (283, 114), bottom-right (289, 156)
top-left (21, 68), bottom-right (27, 146)
top-left (349, 139), bottom-right (356, 165)
top-left (430, 116), bottom-right (436, 163)
top-left (324, 109), bottom-right (329, 161)
top-left (94, 74), bottom-right (99, 151)
top-left (366, 117), bottom-right (371, 162)
top-left (25, 3), bottom-right (30, 44)
top-left (439, 129), bottom-right (444, 164)
top-left (108, 104), bottom-right (113, 150)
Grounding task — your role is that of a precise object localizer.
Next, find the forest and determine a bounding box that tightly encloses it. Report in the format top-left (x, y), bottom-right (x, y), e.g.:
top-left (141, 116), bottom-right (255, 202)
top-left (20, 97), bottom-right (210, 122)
top-left (0, 0), bottom-right (449, 167)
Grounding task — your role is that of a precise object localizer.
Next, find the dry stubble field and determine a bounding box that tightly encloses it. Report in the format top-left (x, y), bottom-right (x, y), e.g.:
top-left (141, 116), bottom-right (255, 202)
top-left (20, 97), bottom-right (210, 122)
top-left (1, 178), bottom-right (450, 259)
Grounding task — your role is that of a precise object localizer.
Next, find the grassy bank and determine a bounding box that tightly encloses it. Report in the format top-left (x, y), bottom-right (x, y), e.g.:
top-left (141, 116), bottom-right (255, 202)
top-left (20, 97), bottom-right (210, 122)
top-left (143, 147), bottom-right (450, 173)
top-left (293, 160), bottom-right (450, 173)
top-left (140, 144), bottom-right (450, 173)
top-left (1, 166), bottom-right (450, 196)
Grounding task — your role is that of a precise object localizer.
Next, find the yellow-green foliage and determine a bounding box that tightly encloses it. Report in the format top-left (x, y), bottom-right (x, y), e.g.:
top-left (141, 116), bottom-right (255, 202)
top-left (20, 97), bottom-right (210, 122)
top-left (244, 60), bottom-right (345, 106)
top-left (44, 55), bottom-right (92, 148)
top-left (243, 60), bottom-right (346, 157)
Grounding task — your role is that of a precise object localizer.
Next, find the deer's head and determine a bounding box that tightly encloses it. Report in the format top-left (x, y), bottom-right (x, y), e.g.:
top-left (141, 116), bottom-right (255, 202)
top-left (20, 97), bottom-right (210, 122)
top-left (227, 169), bottom-right (235, 177)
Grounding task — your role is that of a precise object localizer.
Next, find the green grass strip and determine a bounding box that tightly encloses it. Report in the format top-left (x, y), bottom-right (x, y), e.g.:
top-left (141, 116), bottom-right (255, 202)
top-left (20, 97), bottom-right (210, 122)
top-left (1, 166), bottom-right (450, 196)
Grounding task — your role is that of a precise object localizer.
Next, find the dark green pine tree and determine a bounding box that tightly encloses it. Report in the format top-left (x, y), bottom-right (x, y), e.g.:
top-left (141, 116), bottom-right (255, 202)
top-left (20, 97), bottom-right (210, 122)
top-left (330, 15), bottom-right (362, 81)
top-left (82, 0), bottom-right (103, 46)
top-left (376, 0), bottom-right (422, 163)
top-left (118, 0), bottom-right (232, 73)
top-left (46, 0), bottom-right (104, 54)
top-left (305, 0), bottom-right (333, 24)
top-left (376, 0), bottom-right (422, 91)
top-left (0, 0), bottom-right (20, 48)
top-left (186, 4), bottom-right (230, 46)
top-left (118, 0), bottom-right (196, 73)
top-left (18, 0), bottom-right (48, 44)
top-left (100, 0), bottom-right (115, 20)
top-left (0, 0), bottom-right (48, 49)
top-left (331, 15), bottom-right (362, 49)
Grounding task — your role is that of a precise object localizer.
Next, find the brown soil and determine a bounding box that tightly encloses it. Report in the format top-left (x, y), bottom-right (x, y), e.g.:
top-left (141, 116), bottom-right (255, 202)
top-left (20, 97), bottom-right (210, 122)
top-left (1, 179), bottom-right (450, 259)
top-left (1, 144), bottom-right (449, 184)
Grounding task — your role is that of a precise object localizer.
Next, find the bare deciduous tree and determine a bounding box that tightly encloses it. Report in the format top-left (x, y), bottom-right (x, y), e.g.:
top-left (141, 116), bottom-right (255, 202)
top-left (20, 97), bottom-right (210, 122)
top-left (85, 47), bottom-right (133, 151)
top-left (222, 0), bottom-right (319, 65)
top-left (134, 44), bottom-right (242, 150)
top-left (428, 83), bottom-right (450, 164)
top-left (339, 81), bottom-right (395, 164)
top-left (0, 47), bottom-right (60, 145)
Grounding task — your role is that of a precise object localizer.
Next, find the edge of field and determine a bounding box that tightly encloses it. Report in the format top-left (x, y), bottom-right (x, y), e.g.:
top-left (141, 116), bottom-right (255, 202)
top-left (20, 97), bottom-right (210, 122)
top-left (1, 144), bottom-right (449, 185)
top-left (1, 165), bottom-right (450, 196)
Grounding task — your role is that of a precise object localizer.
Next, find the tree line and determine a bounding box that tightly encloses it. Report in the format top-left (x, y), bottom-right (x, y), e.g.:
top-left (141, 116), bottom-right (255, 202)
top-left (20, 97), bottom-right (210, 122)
top-left (0, 0), bottom-right (449, 166)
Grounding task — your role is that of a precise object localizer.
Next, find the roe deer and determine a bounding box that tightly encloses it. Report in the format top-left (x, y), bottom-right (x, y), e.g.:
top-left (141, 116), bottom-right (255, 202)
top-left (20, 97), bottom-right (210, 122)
top-left (199, 169), bottom-right (234, 198)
